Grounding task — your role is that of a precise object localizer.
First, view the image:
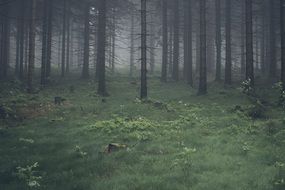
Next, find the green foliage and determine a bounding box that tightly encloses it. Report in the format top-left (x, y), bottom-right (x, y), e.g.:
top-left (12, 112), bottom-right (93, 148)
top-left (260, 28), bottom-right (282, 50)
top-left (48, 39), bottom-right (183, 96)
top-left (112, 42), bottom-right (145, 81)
top-left (241, 142), bottom-right (251, 155)
top-left (0, 77), bottom-right (285, 190)
top-left (19, 138), bottom-right (35, 144)
top-left (246, 100), bottom-right (266, 119)
top-left (15, 162), bottom-right (42, 188)
top-left (273, 82), bottom-right (285, 108)
top-left (74, 145), bottom-right (88, 157)
top-left (172, 147), bottom-right (197, 169)
top-left (241, 78), bottom-right (254, 96)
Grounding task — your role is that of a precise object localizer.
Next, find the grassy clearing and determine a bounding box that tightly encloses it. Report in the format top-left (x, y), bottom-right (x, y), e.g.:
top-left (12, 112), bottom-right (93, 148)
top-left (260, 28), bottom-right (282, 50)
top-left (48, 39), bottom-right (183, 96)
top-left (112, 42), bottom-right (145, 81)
top-left (0, 76), bottom-right (285, 190)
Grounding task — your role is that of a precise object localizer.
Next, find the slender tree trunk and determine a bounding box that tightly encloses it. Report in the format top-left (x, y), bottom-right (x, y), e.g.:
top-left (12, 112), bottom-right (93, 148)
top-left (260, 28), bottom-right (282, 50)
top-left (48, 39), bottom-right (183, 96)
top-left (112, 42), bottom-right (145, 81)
top-left (281, 0), bottom-right (285, 89)
top-left (66, 0), bottom-right (71, 74)
top-left (140, 0), bottom-right (147, 99)
top-left (15, 13), bottom-right (21, 77)
top-left (1, 4), bottom-right (10, 79)
top-left (198, 0), bottom-right (207, 95)
top-left (255, 15), bottom-right (259, 70)
top-left (82, 2), bottom-right (90, 79)
top-left (161, 0), bottom-right (168, 82)
top-left (225, 0), bottom-right (232, 85)
top-left (46, 0), bottom-right (53, 79)
top-left (130, 9), bottom-right (135, 78)
top-left (260, 0), bottom-right (266, 74)
top-left (246, 0), bottom-right (254, 87)
top-left (24, 26), bottom-right (29, 77)
top-left (172, 0), bottom-right (179, 81)
top-left (19, 0), bottom-right (25, 79)
top-left (184, 0), bottom-right (193, 86)
top-left (27, 0), bottom-right (36, 93)
top-left (97, 0), bottom-right (107, 96)
top-left (111, 12), bottom-right (116, 74)
top-left (215, 0), bottom-right (221, 81)
top-left (269, 0), bottom-right (277, 79)
top-left (169, 24), bottom-right (173, 76)
top-left (241, 0), bottom-right (246, 77)
top-left (61, 0), bottom-right (67, 77)
top-left (149, 14), bottom-right (155, 75)
top-left (41, 0), bottom-right (48, 85)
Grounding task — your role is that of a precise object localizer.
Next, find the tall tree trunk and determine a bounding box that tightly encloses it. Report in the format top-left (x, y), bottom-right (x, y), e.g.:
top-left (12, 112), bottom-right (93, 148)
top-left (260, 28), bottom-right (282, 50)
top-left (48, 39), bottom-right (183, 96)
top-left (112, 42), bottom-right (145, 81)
top-left (260, 0), bottom-right (266, 75)
top-left (246, 0), bottom-right (254, 87)
top-left (281, 0), bottom-right (285, 89)
top-left (66, 0), bottom-right (71, 74)
top-left (198, 0), bottom-right (207, 95)
top-left (82, 2), bottom-right (90, 79)
top-left (15, 11), bottom-right (21, 77)
top-left (161, 0), bottom-right (168, 82)
top-left (225, 0), bottom-right (232, 85)
top-left (172, 0), bottom-right (179, 81)
top-left (41, 0), bottom-right (53, 85)
top-left (130, 9), bottom-right (135, 78)
top-left (0, 3), bottom-right (10, 80)
top-left (61, 0), bottom-right (67, 77)
top-left (184, 0), bottom-right (193, 86)
top-left (19, 0), bottom-right (25, 80)
top-left (241, 0), bottom-right (246, 77)
top-left (97, 0), bottom-right (107, 96)
top-left (27, 0), bottom-right (36, 93)
top-left (169, 24), bottom-right (173, 76)
top-left (215, 0), bottom-right (221, 81)
top-left (149, 14), bottom-right (155, 75)
top-left (46, 0), bottom-right (53, 79)
top-left (140, 0), bottom-right (147, 99)
top-left (24, 26), bottom-right (29, 77)
top-left (269, 0), bottom-right (276, 79)
top-left (41, 0), bottom-right (48, 85)
top-left (111, 12), bottom-right (116, 74)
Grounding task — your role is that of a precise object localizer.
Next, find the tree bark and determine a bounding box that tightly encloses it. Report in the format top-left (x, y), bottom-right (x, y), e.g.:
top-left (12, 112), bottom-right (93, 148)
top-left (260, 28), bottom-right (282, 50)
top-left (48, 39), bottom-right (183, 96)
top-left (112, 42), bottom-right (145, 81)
top-left (41, 0), bottom-right (48, 85)
top-left (97, 0), bottom-right (107, 96)
top-left (172, 0), bottom-right (179, 81)
top-left (246, 0), bottom-right (254, 87)
top-left (269, 0), bottom-right (276, 79)
top-left (161, 0), bottom-right (168, 82)
top-left (215, 0), bottom-right (221, 81)
top-left (61, 0), bottom-right (67, 77)
top-left (198, 0), bottom-right (207, 95)
top-left (225, 0), bottom-right (232, 85)
top-left (66, 0), bottom-right (71, 74)
top-left (82, 2), bottom-right (90, 79)
top-left (130, 9), bottom-right (135, 78)
top-left (184, 0), bottom-right (193, 86)
top-left (281, 0), bottom-right (285, 89)
top-left (27, 0), bottom-right (36, 93)
top-left (140, 0), bottom-right (147, 99)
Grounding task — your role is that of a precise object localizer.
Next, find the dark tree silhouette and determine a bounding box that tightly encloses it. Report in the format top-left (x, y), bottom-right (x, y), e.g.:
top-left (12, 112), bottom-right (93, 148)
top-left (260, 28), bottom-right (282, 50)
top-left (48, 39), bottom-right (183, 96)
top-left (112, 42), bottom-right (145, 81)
top-left (198, 0), bottom-right (207, 95)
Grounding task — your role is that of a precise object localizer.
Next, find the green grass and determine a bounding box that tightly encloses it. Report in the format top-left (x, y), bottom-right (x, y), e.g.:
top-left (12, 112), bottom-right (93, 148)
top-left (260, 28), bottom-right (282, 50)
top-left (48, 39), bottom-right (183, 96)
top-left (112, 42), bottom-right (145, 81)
top-left (0, 76), bottom-right (285, 190)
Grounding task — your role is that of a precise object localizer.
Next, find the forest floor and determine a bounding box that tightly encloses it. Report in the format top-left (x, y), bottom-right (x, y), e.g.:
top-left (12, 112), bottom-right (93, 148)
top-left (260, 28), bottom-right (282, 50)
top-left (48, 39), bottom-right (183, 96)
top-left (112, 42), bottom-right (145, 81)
top-left (0, 75), bottom-right (285, 190)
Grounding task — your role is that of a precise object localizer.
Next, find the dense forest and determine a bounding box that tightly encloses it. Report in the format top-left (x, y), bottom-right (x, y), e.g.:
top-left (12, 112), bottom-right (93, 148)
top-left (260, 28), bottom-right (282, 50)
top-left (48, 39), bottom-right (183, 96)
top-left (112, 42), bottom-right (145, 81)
top-left (0, 0), bottom-right (285, 189)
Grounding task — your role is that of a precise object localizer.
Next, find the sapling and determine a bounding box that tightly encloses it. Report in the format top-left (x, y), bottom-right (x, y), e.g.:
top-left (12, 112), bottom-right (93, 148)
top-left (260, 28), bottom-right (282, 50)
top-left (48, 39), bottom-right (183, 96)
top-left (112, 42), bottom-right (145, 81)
top-left (273, 82), bottom-right (285, 108)
top-left (242, 142), bottom-right (250, 155)
top-left (15, 162), bottom-right (42, 188)
top-left (75, 145), bottom-right (88, 157)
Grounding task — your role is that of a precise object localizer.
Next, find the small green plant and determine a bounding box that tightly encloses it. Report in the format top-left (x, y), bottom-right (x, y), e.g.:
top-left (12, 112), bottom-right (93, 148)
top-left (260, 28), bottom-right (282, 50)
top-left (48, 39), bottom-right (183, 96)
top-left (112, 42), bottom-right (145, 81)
top-left (241, 78), bottom-right (254, 96)
top-left (74, 145), bottom-right (88, 157)
top-left (246, 100), bottom-right (266, 119)
top-left (15, 162), bottom-right (42, 188)
top-left (19, 138), bottom-right (34, 144)
top-left (274, 162), bottom-right (285, 187)
top-left (273, 82), bottom-right (285, 108)
top-left (242, 142), bottom-right (250, 155)
top-left (172, 147), bottom-right (197, 169)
